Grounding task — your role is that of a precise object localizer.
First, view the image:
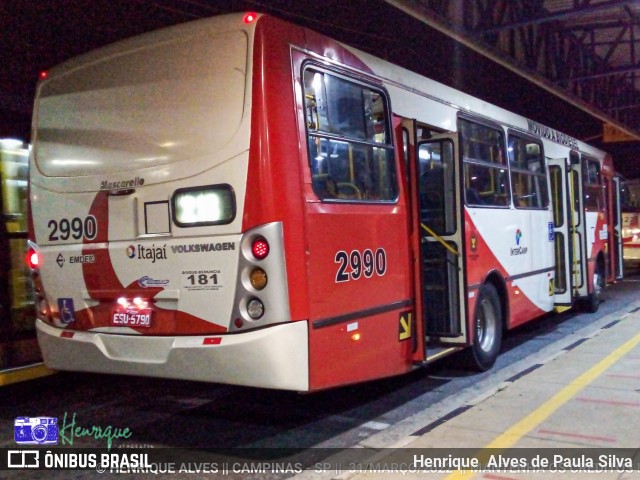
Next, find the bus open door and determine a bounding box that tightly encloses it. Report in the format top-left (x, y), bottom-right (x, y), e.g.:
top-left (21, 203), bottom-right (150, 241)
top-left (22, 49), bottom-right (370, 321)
top-left (549, 152), bottom-right (609, 313)
top-left (612, 175), bottom-right (624, 279)
top-left (548, 157), bottom-right (574, 312)
top-left (401, 120), bottom-right (468, 365)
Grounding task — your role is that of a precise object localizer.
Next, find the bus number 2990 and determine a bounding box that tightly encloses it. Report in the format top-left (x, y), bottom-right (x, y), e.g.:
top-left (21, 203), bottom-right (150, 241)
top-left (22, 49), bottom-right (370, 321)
top-left (47, 215), bottom-right (98, 242)
top-left (335, 248), bottom-right (387, 283)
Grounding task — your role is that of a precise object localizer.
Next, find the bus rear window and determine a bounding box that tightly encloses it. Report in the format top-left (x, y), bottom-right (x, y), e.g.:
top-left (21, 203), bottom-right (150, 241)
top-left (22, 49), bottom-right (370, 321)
top-left (304, 68), bottom-right (397, 202)
top-left (34, 30), bottom-right (248, 178)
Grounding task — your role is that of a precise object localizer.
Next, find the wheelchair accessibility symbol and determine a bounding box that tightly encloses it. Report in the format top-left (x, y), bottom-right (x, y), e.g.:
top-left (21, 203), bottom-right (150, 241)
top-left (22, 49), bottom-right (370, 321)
top-left (57, 298), bottom-right (76, 324)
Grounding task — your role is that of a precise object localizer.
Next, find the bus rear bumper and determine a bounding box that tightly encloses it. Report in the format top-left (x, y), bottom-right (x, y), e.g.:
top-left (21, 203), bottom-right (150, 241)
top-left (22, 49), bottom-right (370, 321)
top-left (36, 319), bottom-right (310, 391)
top-left (623, 245), bottom-right (640, 261)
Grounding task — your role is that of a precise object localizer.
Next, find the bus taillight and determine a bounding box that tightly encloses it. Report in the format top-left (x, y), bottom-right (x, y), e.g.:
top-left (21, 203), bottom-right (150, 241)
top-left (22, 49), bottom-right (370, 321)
top-left (26, 248), bottom-right (39, 269)
top-left (249, 268), bottom-right (268, 290)
top-left (246, 298), bottom-right (265, 320)
top-left (243, 12), bottom-right (257, 24)
top-left (251, 237), bottom-right (270, 260)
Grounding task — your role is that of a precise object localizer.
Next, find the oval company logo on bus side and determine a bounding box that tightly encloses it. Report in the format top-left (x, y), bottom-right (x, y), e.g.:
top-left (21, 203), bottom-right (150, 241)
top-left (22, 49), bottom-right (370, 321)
top-left (126, 244), bottom-right (168, 263)
top-left (138, 276), bottom-right (170, 288)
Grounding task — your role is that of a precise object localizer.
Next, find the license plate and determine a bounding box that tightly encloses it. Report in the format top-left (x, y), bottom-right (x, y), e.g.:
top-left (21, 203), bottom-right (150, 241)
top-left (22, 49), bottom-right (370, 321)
top-left (111, 308), bottom-right (153, 328)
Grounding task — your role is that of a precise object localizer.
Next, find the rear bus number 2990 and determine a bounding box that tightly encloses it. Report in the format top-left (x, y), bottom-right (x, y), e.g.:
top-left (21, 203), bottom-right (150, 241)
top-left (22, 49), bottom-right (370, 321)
top-left (335, 248), bottom-right (387, 283)
top-left (48, 215), bottom-right (98, 241)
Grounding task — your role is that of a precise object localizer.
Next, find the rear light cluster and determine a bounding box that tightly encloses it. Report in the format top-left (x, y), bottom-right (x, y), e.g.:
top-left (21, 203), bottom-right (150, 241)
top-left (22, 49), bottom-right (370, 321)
top-left (251, 238), bottom-right (269, 259)
top-left (234, 236), bottom-right (270, 329)
top-left (26, 249), bottom-right (39, 269)
top-left (26, 244), bottom-right (52, 323)
top-left (243, 12), bottom-right (257, 24)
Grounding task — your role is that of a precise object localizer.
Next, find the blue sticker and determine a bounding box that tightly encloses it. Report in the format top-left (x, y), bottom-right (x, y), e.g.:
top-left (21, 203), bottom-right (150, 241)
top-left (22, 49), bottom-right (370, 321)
top-left (57, 298), bottom-right (76, 324)
top-left (548, 222), bottom-right (555, 241)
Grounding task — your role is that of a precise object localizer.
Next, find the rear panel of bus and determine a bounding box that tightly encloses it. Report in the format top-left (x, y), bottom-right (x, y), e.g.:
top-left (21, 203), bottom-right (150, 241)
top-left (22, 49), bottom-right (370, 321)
top-left (30, 14), bottom-right (314, 390)
top-left (30, 13), bottom-right (418, 392)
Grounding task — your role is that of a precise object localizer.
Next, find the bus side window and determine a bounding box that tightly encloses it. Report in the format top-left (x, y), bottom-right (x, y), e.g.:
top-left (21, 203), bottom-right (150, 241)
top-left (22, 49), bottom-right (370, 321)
top-left (303, 67), bottom-right (397, 202)
top-left (459, 118), bottom-right (509, 208)
top-left (582, 157), bottom-right (602, 210)
top-left (507, 134), bottom-right (548, 209)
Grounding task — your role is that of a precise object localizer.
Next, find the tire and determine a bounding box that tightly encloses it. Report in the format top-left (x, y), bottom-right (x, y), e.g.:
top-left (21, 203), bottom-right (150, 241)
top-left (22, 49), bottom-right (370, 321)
top-left (465, 283), bottom-right (503, 371)
top-left (583, 262), bottom-right (604, 313)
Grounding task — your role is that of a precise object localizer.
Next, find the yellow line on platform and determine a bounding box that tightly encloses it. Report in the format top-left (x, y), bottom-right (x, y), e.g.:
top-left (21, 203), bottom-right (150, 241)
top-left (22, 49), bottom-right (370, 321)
top-left (0, 363), bottom-right (56, 386)
top-left (444, 329), bottom-right (640, 480)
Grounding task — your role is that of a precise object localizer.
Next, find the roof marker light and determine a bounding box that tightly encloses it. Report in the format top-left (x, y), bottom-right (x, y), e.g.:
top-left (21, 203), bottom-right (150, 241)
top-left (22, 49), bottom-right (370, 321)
top-left (243, 12), bottom-right (257, 24)
top-left (39, 70), bottom-right (49, 80)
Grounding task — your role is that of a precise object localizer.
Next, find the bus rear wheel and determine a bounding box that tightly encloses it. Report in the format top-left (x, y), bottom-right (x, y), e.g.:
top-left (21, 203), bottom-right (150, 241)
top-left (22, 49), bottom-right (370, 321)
top-left (583, 263), bottom-right (604, 313)
top-left (465, 283), bottom-right (502, 371)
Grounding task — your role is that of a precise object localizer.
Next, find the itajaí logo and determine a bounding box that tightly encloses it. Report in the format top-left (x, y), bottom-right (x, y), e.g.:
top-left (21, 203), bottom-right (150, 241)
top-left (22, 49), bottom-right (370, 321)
top-left (126, 244), bottom-right (167, 263)
top-left (511, 228), bottom-right (528, 256)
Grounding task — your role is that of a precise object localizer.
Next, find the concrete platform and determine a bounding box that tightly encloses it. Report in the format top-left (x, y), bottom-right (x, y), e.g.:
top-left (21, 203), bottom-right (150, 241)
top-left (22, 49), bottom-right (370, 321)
top-left (300, 299), bottom-right (640, 480)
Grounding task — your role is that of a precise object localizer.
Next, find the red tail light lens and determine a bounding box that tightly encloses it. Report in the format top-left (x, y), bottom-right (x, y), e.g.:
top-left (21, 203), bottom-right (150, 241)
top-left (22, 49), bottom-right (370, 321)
top-left (251, 238), bottom-right (269, 260)
top-left (26, 248), bottom-right (39, 269)
top-left (243, 12), bottom-right (257, 24)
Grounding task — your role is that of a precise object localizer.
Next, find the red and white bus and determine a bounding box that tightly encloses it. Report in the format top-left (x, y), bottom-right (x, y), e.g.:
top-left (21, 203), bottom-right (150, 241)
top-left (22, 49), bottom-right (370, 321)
top-left (0, 139), bottom-right (42, 372)
top-left (27, 12), bottom-right (623, 391)
top-left (621, 178), bottom-right (640, 268)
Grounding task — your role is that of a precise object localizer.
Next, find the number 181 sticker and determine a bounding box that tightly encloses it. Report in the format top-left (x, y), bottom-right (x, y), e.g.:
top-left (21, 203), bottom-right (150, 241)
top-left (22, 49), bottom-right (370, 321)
top-left (182, 270), bottom-right (223, 292)
top-left (335, 248), bottom-right (387, 283)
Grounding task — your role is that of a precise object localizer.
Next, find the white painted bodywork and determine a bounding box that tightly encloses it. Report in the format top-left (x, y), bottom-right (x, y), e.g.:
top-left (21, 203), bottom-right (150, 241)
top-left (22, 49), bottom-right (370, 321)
top-left (37, 319), bottom-right (310, 390)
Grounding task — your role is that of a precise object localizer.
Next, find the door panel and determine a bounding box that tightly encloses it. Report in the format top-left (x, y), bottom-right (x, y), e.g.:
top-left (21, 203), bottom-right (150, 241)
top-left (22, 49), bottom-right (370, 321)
top-left (548, 158), bottom-right (572, 308)
top-left (612, 176), bottom-right (624, 280)
top-left (569, 158), bottom-right (587, 296)
top-left (548, 155), bottom-right (589, 307)
top-left (416, 136), bottom-right (466, 343)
